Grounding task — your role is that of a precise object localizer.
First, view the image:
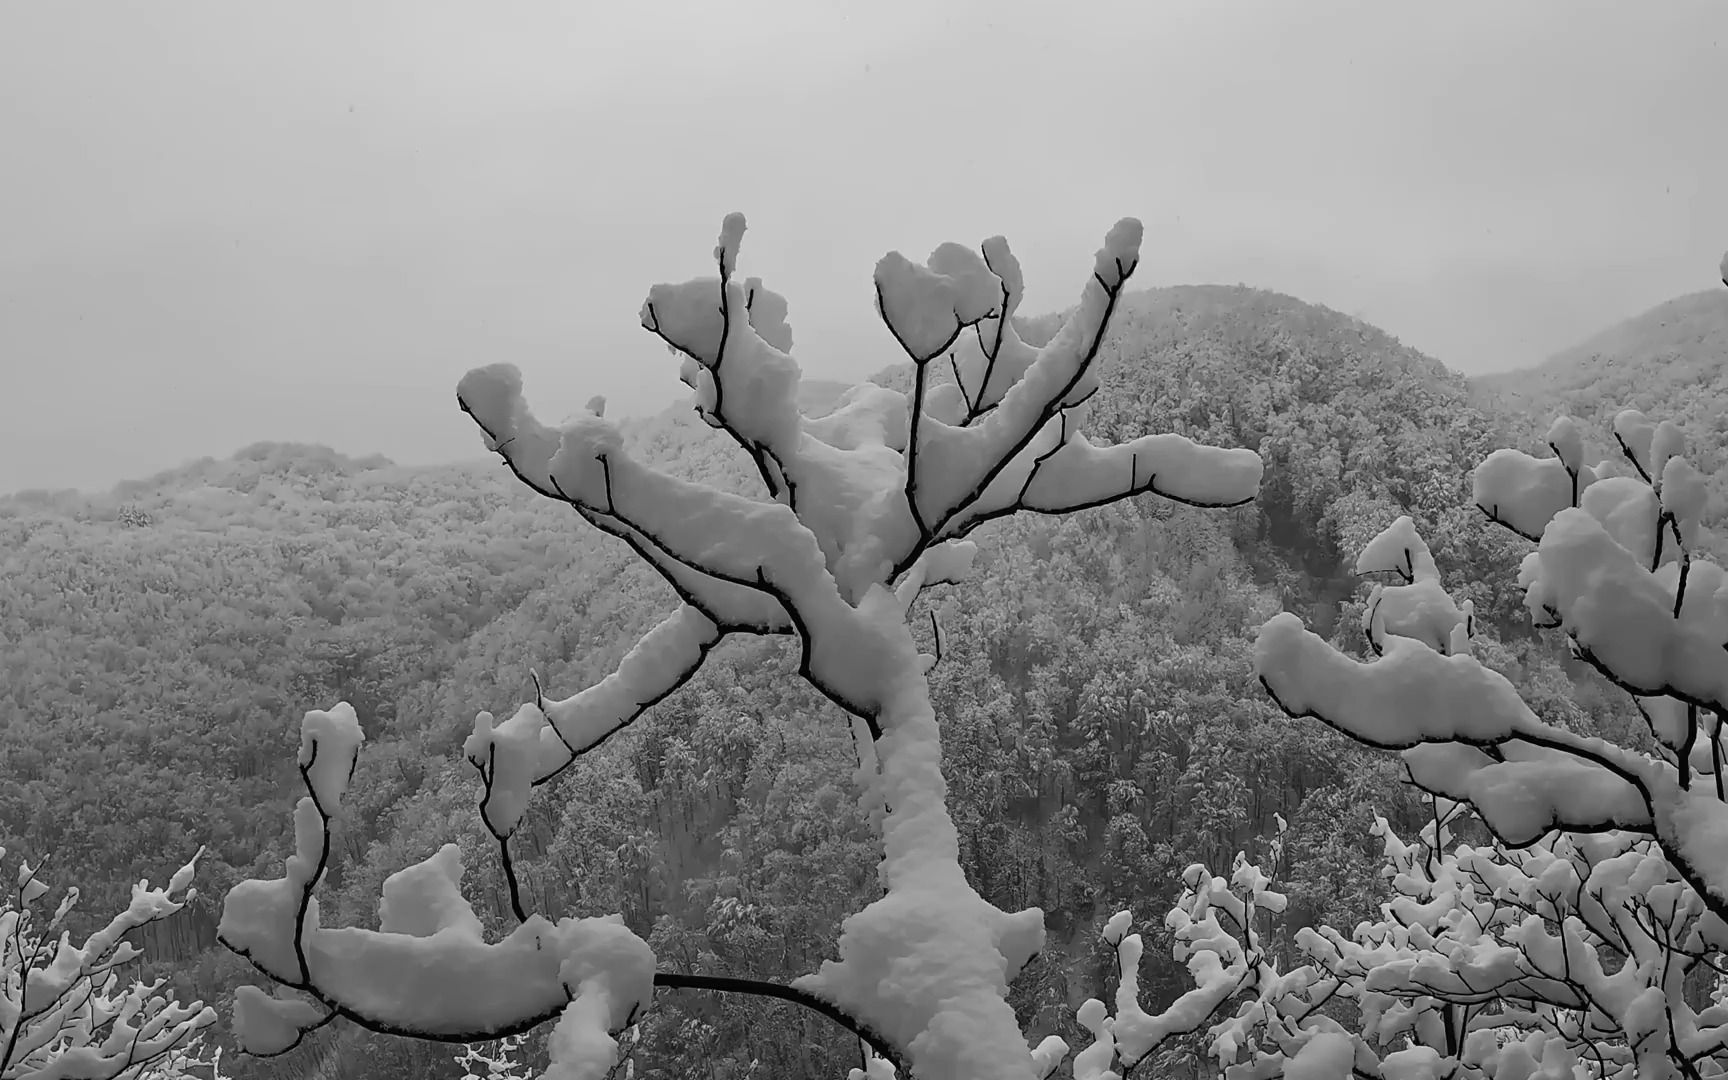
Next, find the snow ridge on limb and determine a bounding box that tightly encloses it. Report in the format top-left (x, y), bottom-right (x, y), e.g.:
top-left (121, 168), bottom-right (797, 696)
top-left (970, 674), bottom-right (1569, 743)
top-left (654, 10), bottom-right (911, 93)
top-left (217, 213), bottom-right (1261, 1080)
top-left (1, 844), bottom-right (216, 1080)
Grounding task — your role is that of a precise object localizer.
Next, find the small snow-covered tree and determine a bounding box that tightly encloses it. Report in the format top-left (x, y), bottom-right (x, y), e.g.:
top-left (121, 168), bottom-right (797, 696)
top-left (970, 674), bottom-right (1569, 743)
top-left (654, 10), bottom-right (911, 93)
top-left (453, 1033), bottom-right (531, 1080)
top-left (138, 1036), bottom-right (225, 1080)
top-left (1, 845), bottom-right (215, 1080)
top-left (1064, 823), bottom-right (1344, 1080)
top-left (217, 216), bottom-right (1264, 1079)
top-left (1257, 389), bottom-right (1728, 1078)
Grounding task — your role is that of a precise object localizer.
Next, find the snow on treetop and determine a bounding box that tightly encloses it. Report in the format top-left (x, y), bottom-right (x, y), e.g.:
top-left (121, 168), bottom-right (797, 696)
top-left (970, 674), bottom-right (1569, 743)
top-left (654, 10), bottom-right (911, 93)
top-left (1355, 516), bottom-right (1470, 656)
top-left (1612, 408), bottom-right (1656, 475)
top-left (1355, 515), bottom-right (1437, 581)
top-left (1660, 455), bottom-right (1708, 545)
top-left (979, 236), bottom-right (1023, 308)
top-left (1545, 415), bottom-right (1585, 473)
top-left (1526, 509), bottom-right (1728, 709)
top-left (1473, 446), bottom-right (1595, 542)
top-left (1256, 611), bottom-right (1540, 749)
top-left (714, 212), bottom-right (746, 276)
top-left (874, 245), bottom-right (1002, 364)
top-left (743, 276), bottom-right (793, 352)
top-left (465, 705), bottom-right (558, 838)
top-left (1285, 1032), bottom-right (1356, 1080)
top-left (299, 702), bottom-right (363, 812)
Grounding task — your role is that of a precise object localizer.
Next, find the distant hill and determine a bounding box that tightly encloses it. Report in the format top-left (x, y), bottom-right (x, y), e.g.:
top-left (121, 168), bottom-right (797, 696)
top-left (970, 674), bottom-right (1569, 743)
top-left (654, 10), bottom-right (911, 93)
top-left (1468, 287), bottom-right (1728, 524)
top-left (1470, 289), bottom-right (1728, 415)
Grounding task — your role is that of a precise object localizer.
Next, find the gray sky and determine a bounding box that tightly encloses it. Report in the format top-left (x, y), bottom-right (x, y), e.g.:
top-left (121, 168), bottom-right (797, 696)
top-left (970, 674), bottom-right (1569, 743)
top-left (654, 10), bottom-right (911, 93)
top-left (2, 0), bottom-right (1724, 495)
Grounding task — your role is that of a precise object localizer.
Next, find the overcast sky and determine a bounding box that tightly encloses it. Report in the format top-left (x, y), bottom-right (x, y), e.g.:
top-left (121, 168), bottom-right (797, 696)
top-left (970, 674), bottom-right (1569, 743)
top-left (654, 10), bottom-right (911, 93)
top-left (2, 1), bottom-right (1724, 494)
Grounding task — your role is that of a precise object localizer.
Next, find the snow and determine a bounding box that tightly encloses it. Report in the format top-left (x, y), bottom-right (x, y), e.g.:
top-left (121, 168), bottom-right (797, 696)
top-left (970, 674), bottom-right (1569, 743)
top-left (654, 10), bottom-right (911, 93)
top-left (231, 986), bottom-right (328, 1057)
top-left (1578, 475), bottom-right (1661, 566)
top-left (714, 212), bottom-right (746, 277)
top-left (1613, 409), bottom-right (1656, 478)
top-left (377, 844), bottom-right (486, 938)
top-left (244, 313), bottom-right (1728, 1074)
top-left (1285, 1032), bottom-right (1355, 1080)
top-left (1546, 415), bottom-right (1585, 475)
top-left (1255, 406), bottom-right (1728, 1079)
top-left (1465, 755), bottom-right (1651, 845)
top-left (1661, 455), bottom-right (1708, 547)
top-left (232, 213), bottom-right (1728, 1080)
top-left (1473, 446), bottom-right (1594, 541)
top-left (231, 212), bottom-right (1272, 1080)
top-left (1661, 790), bottom-right (1728, 908)
top-left (1357, 517), bottom-right (1471, 654)
top-left (1257, 611), bottom-right (1540, 748)
top-left (1650, 419), bottom-right (1687, 484)
top-left (4, 847), bottom-right (216, 1079)
top-left (874, 244), bottom-right (1003, 363)
top-left (23, 850), bottom-right (204, 1016)
top-left (464, 704), bottom-right (551, 838)
top-left (1525, 507), bottom-right (1728, 709)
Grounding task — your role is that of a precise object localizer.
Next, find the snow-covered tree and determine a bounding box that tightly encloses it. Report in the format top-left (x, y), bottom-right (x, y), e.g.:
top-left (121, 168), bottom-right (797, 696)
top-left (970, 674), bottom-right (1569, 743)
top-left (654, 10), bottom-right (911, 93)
top-left (216, 215), bottom-right (1264, 1079)
top-left (138, 1037), bottom-right (225, 1080)
top-left (1081, 748), bottom-right (1728, 1077)
top-left (453, 1033), bottom-right (531, 1080)
top-left (1, 845), bottom-right (215, 1080)
top-left (1257, 395), bottom-right (1728, 1077)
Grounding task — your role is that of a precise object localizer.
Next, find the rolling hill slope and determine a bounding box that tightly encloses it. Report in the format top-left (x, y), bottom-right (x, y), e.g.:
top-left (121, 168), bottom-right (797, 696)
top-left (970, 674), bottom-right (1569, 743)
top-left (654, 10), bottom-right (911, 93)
top-left (1469, 287), bottom-right (1728, 525)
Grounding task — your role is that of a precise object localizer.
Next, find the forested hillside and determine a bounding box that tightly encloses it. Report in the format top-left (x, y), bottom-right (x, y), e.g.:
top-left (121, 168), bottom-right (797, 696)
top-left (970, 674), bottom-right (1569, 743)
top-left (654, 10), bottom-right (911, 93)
top-left (0, 284), bottom-right (1658, 1078)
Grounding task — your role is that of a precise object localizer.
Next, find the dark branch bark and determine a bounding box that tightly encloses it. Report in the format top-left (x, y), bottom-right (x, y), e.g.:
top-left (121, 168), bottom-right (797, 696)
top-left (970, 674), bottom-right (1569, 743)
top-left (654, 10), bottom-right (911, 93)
top-left (653, 972), bottom-right (905, 1074)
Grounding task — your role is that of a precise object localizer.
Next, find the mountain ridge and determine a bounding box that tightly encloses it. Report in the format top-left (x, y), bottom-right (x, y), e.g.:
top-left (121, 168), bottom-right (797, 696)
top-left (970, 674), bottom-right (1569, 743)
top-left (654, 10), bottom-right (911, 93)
top-left (1468, 288), bottom-right (1728, 410)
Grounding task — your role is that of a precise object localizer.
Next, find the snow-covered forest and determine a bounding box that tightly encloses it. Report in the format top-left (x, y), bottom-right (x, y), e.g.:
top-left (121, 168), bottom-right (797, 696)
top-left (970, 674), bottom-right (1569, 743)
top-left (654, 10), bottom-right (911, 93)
top-left (5, 200), bottom-right (1728, 1080)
